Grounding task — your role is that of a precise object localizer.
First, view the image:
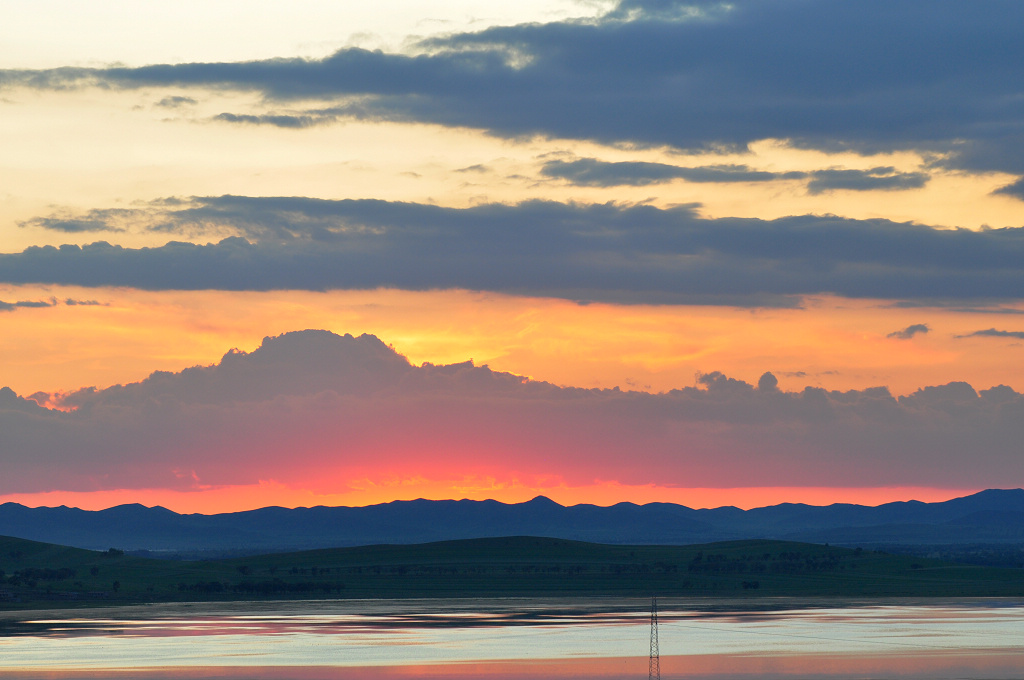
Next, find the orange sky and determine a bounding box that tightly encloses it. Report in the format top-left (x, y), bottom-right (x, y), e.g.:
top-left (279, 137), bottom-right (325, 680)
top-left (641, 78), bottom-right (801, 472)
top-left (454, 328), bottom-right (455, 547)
top-left (0, 285), bottom-right (1018, 513)
top-left (0, 285), bottom-right (1020, 512)
top-left (2, 285), bottom-right (1021, 400)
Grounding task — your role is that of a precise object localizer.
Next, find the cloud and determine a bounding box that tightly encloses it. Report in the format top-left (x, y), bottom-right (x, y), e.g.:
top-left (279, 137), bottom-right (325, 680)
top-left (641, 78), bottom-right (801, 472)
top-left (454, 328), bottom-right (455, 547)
top-left (888, 300), bottom-right (1024, 314)
top-left (887, 323), bottom-right (930, 339)
top-left (21, 217), bottom-right (125, 233)
top-left (540, 158), bottom-right (806, 187)
top-left (957, 328), bottom-right (1024, 340)
top-left (19, 207), bottom-right (154, 234)
top-left (757, 372), bottom-right (779, 392)
top-left (2, 330), bottom-right (1024, 495)
top-left (5, 0), bottom-right (1023, 180)
top-left (0, 298), bottom-right (57, 312)
top-left (6, 196), bottom-right (1024, 305)
top-left (806, 167), bottom-right (929, 194)
top-left (212, 111), bottom-right (340, 128)
top-left (541, 158), bottom-right (927, 193)
top-left (0, 298), bottom-right (103, 312)
top-left (0, 386), bottom-right (53, 415)
top-left (155, 95), bottom-right (197, 108)
top-left (994, 177), bottom-right (1024, 201)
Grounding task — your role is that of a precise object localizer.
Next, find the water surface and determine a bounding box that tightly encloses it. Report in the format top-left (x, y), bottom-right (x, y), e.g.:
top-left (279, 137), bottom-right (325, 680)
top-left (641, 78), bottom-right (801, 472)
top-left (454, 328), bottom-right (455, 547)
top-left (2, 598), bottom-right (1023, 679)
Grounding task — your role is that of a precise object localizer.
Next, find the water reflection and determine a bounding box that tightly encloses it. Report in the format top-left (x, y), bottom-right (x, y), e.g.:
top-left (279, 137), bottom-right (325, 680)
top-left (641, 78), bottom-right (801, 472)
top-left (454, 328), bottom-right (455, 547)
top-left (1, 599), bottom-right (1024, 678)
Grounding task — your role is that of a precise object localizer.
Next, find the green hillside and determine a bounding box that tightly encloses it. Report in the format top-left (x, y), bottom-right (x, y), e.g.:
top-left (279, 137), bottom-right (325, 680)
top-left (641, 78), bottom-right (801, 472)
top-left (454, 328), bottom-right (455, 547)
top-left (3, 534), bottom-right (1024, 608)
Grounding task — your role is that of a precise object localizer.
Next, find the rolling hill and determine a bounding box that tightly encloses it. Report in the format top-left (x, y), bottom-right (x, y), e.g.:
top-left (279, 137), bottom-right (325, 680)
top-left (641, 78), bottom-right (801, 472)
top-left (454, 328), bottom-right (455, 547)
top-left (4, 534), bottom-right (1024, 608)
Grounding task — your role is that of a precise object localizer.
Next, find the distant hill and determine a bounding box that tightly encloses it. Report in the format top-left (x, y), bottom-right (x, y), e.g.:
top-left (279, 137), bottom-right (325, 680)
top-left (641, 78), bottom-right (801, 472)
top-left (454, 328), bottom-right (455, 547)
top-left (2, 489), bottom-right (1024, 555)
top-left (4, 534), bottom-right (1024, 608)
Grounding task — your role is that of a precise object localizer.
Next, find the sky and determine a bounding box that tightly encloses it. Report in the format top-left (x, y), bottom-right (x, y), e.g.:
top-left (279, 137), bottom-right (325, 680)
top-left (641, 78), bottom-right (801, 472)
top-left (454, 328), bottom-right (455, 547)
top-left (1, 0), bottom-right (1023, 513)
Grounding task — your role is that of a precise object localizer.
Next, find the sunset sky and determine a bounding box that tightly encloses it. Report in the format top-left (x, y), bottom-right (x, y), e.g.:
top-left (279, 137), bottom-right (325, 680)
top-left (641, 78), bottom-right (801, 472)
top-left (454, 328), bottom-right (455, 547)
top-left (1, 0), bottom-right (1023, 513)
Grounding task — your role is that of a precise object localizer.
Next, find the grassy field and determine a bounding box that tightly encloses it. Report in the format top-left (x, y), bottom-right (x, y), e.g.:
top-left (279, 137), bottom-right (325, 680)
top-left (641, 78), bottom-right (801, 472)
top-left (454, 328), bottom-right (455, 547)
top-left (3, 534), bottom-right (1024, 608)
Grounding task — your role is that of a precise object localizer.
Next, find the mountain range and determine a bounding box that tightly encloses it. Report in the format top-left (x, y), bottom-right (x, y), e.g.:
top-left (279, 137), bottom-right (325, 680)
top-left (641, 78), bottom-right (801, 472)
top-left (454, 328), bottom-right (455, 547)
top-left (3, 489), bottom-right (1024, 555)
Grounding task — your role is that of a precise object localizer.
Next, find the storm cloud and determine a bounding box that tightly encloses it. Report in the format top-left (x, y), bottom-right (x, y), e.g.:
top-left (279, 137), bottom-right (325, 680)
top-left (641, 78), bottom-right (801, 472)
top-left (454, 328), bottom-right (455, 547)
top-left (10, 196), bottom-right (1024, 304)
top-left (5, 0), bottom-right (1024, 185)
top-left (2, 330), bottom-right (1022, 495)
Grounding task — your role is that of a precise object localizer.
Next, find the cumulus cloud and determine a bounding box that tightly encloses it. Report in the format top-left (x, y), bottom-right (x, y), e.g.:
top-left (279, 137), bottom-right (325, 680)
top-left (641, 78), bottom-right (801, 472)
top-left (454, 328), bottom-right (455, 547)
top-left (0, 387), bottom-right (53, 415)
top-left (2, 330), bottom-right (1023, 495)
top-left (957, 328), bottom-right (1024, 340)
top-left (4, 0), bottom-right (1023, 182)
top-left (888, 323), bottom-right (930, 339)
top-left (5, 196), bottom-right (1024, 305)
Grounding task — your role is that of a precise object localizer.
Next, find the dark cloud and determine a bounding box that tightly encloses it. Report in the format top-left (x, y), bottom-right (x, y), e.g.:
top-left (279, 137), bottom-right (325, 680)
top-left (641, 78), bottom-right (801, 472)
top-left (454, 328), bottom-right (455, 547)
top-left (212, 111), bottom-right (339, 128)
top-left (540, 158), bottom-right (927, 192)
top-left (2, 330), bottom-right (1024, 495)
top-left (994, 177), bottom-right (1024, 200)
top-left (0, 386), bottom-right (53, 415)
top-left (957, 328), bottom-right (1024, 340)
top-left (5, 0), bottom-right (1024, 179)
top-left (757, 372), bottom-right (779, 392)
top-left (0, 297), bottom-right (104, 311)
top-left (540, 158), bottom-right (806, 187)
top-left (888, 300), bottom-right (1024, 314)
top-left (6, 196), bottom-right (1024, 304)
top-left (0, 299), bottom-right (57, 312)
top-left (806, 167), bottom-right (929, 194)
top-left (887, 323), bottom-right (930, 339)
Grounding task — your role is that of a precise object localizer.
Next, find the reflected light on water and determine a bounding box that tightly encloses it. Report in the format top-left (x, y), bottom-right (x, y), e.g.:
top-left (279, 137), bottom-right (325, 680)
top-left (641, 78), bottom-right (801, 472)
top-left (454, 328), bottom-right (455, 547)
top-left (2, 601), bottom-right (1024, 678)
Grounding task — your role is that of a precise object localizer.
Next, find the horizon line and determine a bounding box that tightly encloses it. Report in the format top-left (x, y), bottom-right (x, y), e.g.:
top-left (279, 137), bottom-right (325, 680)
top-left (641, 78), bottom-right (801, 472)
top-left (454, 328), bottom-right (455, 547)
top-left (1, 486), bottom-right (1010, 516)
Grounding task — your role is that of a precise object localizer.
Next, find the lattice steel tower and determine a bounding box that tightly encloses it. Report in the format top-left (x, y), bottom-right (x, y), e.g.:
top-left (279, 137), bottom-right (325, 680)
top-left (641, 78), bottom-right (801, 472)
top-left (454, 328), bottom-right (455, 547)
top-left (648, 596), bottom-right (660, 680)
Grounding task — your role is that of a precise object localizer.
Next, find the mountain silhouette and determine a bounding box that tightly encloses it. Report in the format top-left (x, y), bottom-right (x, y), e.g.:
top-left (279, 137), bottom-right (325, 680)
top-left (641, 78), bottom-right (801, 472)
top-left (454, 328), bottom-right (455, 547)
top-left (3, 489), bottom-right (1024, 554)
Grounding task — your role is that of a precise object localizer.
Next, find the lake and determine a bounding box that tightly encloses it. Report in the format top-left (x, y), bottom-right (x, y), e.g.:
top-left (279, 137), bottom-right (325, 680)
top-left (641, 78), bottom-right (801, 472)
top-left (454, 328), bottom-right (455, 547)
top-left (2, 598), bottom-right (1024, 679)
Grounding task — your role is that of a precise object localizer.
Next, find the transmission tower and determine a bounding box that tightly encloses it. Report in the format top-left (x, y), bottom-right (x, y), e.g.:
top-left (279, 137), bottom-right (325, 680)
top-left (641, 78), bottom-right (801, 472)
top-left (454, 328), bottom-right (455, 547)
top-left (648, 595), bottom-right (660, 680)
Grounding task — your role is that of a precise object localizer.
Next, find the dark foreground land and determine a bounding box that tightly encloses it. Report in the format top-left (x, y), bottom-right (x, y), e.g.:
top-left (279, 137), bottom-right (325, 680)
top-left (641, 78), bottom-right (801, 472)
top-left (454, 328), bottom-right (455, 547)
top-left (3, 534), bottom-right (1024, 609)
